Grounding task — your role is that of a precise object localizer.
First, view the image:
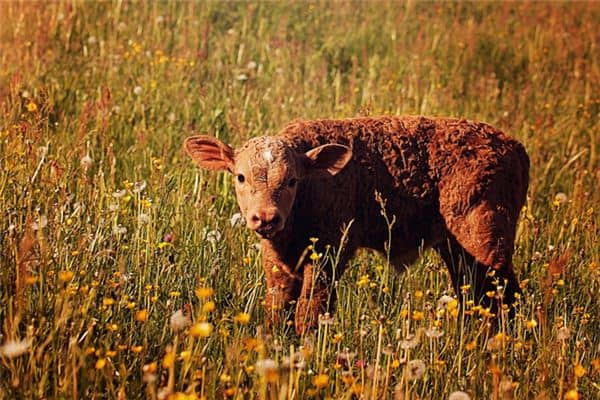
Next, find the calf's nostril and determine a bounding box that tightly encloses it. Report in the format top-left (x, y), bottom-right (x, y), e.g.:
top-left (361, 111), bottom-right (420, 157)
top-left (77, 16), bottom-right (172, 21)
top-left (271, 215), bottom-right (281, 226)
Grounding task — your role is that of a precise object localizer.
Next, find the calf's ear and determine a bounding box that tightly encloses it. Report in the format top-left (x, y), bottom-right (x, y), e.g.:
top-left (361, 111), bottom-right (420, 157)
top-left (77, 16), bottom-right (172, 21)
top-left (304, 144), bottom-right (352, 177)
top-left (184, 135), bottom-right (235, 172)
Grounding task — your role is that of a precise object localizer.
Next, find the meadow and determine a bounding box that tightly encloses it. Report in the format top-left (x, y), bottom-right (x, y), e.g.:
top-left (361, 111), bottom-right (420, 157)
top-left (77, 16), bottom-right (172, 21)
top-left (0, 1), bottom-right (599, 399)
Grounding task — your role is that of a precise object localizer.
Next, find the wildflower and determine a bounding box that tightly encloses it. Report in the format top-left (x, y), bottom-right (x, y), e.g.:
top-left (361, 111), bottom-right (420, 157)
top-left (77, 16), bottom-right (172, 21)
top-left (195, 287), bottom-right (214, 299)
top-left (573, 363), bottom-right (586, 378)
top-left (131, 345), bottom-right (143, 353)
top-left (554, 192), bottom-right (568, 205)
top-left (465, 340), bottom-right (477, 351)
top-left (247, 60), bottom-right (257, 70)
top-left (557, 326), bottom-right (571, 341)
top-left (205, 229), bottom-right (222, 245)
top-left (31, 215), bottom-right (48, 230)
top-left (102, 297), bottom-right (115, 306)
top-left (406, 359), bottom-right (426, 381)
top-left (236, 73), bottom-right (248, 81)
top-left (162, 348), bottom-right (175, 368)
top-left (169, 291), bottom-right (181, 298)
top-left (26, 101), bottom-right (37, 112)
top-left (234, 312), bottom-right (251, 325)
top-left (190, 322), bottom-right (213, 338)
top-left (357, 274), bottom-right (370, 288)
top-left (167, 112), bottom-right (176, 123)
top-left (133, 86), bottom-right (143, 96)
top-left (319, 312), bottom-right (334, 325)
top-left (255, 359), bottom-right (279, 382)
top-left (400, 332), bottom-right (420, 350)
top-left (58, 270), bottom-right (74, 282)
top-left (565, 389), bottom-right (579, 400)
top-left (312, 373), bottom-right (329, 389)
top-left (112, 189), bottom-right (127, 198)
top-left (411, 311), bottom-right (424, 321)
top-left (202, 301), bottom-right (216, 314)
top-left (425, 327), bottom-right (444, 339)
top-left (170, 310), bottom-right (191, 332)
top-left (135, 309), bottom-right (148, 322)
top-left (80, 155), bottom-right (93, 169)
top-left (95, 358), bottom-right (107, 369)
top-left (526, 319), bottom-right (538, 329)
top-left (133, 180), bottom-right (147, 193)
top-left (138, 213), bottom-right (150, 225)
top-left (230, 212), bottom-right (244, 227)
top-left (0, 339), bottom-right (31, 358)
top-left (448, 391), bottom-right (471, 400)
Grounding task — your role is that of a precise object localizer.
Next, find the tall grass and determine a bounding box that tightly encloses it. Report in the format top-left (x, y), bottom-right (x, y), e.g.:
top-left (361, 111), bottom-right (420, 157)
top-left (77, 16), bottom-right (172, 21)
top-left (1, 2), bottom-right (598, 399)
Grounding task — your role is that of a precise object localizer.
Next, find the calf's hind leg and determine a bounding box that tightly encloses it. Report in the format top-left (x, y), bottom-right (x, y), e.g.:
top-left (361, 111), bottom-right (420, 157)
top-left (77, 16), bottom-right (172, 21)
top-left (438, 200), bottom-right (522, 317)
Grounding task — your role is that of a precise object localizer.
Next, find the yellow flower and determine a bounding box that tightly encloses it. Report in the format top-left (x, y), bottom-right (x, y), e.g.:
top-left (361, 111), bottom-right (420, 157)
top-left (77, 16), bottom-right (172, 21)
top-left (162, 350), bottom-right (175, 368)
top-left (58, 270), bottom-right (74, 282)
top-left (219, 373), bottom-right (231, 383)
top-left (26, 101), bottom-right (37, 112)
top-left (565, 389), bottom-right (579, 400)
top-left (106, 350), bottom-right (117, 357)
top-left (136, 309), bottom-right (149, 322)
top-left (179, 350), bottom-right (191, 360)
top-left (190, 322), bottom-right (213, 338)
top-left (465, 340), bottom-right (477, 351)
top-left (195, 287), bottom-right (214, 299)
top-left (202, 301), bottom-right (216, 314)
top-left (234, 312), bottom-right (251, 325)
top-left (312, 373), bottom-right (329, 389)
top-left (357, 274), bottom-right (370, 288)
top-left (169, 291), bottom-right (181, 298)
top-left (102, 297), bottom-right (115, 306)
top-left (95, 358), bottom-right (107, 369)
top-left (412, 311), bottom-right (424, 321)
top-left (224, 388), bottom-right (235, 396)
top-left (526, 319), bottom-right (538, 329)
top-left (131, 345), bottom-right (143, 353)
top-left (573, 363), bottom-right (586, 378)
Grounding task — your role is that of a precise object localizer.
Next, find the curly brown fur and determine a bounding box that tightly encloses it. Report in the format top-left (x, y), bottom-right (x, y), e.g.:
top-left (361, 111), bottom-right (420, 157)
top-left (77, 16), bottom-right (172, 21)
top-left (185, 116), bottom-right (529, 333)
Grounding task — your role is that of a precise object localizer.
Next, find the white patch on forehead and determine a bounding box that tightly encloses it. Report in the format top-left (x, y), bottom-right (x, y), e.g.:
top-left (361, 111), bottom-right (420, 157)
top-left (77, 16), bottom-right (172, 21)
top-left (262, 149), bottom-right (274, 162)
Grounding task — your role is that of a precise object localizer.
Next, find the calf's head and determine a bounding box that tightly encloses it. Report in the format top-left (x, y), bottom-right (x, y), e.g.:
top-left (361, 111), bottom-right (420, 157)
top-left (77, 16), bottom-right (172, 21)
top-left (185, 135), bottom-right (352, 238)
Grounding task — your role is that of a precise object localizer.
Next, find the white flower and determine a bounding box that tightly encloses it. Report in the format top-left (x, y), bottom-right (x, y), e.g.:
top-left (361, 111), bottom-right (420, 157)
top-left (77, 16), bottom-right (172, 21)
top-left (133, 86), bottom-right (143, 96)
top-left (155, 15), bottom-right (165, 24)
top-left (133, 180), bottom-right (147, 193)
top-left (0, 339), bottom-right (31, 358)
top-left (37, 146), bottom-right (48, 157)
top-left (205, 229), bottom-right (222, 245)
top-left (112, 189), bottom-right (127, 198)
top-left (21, 90), bottom-right (30, 99)
top-left (406, 359), bottom-right (426, 381)
top-left (108, 203), bottom-right (120, 212)
top-left (169, 310), bottom-right (190, 332)
top-left (247, 60), bottom-right (257, 70)
top-left (236, 73), bottom-right (248, 81)
top-left (255, 359), bottom-right (278, 375)
top-left (400, 332), bottom-right (420, 349)
top-left (557, 326), bottom-right (570, 341)
top-left (318, 312), bottom-right (334, 325)
top-left (138, 213), bottom-right (150, 225)
top-left (437, 294), bottom-right (455, 308)
top-left (80, 155), bottom-right (93, 169)
top-left (227, 28), bottom-right (236, 35)
top-left (230, 212), bottom-right (245, 227)
top-left (113, 225), bottom-right (127, 235)
top-left (448, 391), bottom-right (471, 400)
top-left (425, 327), bottom-right (444, 339)
top-left (87, 36), bottom-right (97, 45)
top-left (554, 192), bottom-right (568, 204)
top-left (31, 215), bottom-right (48, 230)
top-left (167, 112), bottom-right (176, 123)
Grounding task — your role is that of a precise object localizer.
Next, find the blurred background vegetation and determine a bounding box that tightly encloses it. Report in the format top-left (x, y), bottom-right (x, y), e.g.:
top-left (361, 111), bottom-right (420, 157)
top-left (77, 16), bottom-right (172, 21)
top-left (0, 2), bottom-right (598, 399)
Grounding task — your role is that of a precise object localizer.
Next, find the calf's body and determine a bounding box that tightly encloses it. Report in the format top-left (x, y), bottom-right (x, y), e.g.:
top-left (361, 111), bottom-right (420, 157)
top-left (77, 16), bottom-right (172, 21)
top-left (185, 116), bottom-right (529, 333)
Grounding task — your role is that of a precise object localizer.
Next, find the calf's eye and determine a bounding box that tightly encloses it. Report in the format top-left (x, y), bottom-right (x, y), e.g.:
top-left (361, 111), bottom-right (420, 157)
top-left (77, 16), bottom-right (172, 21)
top-left (288, 177), bottom-right (297, 188)
top-left (237, 174), bottom-right (245, 183)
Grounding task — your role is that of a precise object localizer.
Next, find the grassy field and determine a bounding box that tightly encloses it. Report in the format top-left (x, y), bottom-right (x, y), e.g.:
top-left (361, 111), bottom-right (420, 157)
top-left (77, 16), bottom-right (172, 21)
top-left (1, 2), bottom-right (599, 399)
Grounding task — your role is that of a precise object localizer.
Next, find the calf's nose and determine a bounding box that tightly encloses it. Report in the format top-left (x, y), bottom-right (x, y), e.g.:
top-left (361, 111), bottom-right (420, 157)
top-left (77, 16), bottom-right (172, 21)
top-left (248, 208), bottom-right (282, 232)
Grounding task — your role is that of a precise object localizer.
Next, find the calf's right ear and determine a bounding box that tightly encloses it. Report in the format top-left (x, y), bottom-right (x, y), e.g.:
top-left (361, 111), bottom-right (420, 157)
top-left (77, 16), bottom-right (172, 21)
top-left (184, 135), bottom-right (235, 172)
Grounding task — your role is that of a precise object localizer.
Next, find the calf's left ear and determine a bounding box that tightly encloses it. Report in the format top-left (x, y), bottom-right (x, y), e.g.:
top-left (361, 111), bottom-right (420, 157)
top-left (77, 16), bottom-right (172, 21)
top-left (184, 135), bottom-right (235, 172)
top-left (304, 144), bottom-right (352, 177)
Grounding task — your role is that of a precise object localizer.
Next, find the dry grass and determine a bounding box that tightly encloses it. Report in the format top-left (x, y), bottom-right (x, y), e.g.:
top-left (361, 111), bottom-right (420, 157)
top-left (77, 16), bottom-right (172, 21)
top-left (0, 2), bottom-right (599, 399)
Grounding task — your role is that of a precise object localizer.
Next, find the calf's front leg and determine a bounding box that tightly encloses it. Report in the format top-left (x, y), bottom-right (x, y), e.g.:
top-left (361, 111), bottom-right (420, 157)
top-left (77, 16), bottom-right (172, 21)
top-left (294, 263), bottom-right (334, 334)
top-left (263, 256), bottom-right (302, 328)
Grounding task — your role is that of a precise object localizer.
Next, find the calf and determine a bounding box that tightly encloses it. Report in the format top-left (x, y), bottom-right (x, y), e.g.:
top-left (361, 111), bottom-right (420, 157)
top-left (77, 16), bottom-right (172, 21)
top-left (185, 116), bottom-right (529, 333)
